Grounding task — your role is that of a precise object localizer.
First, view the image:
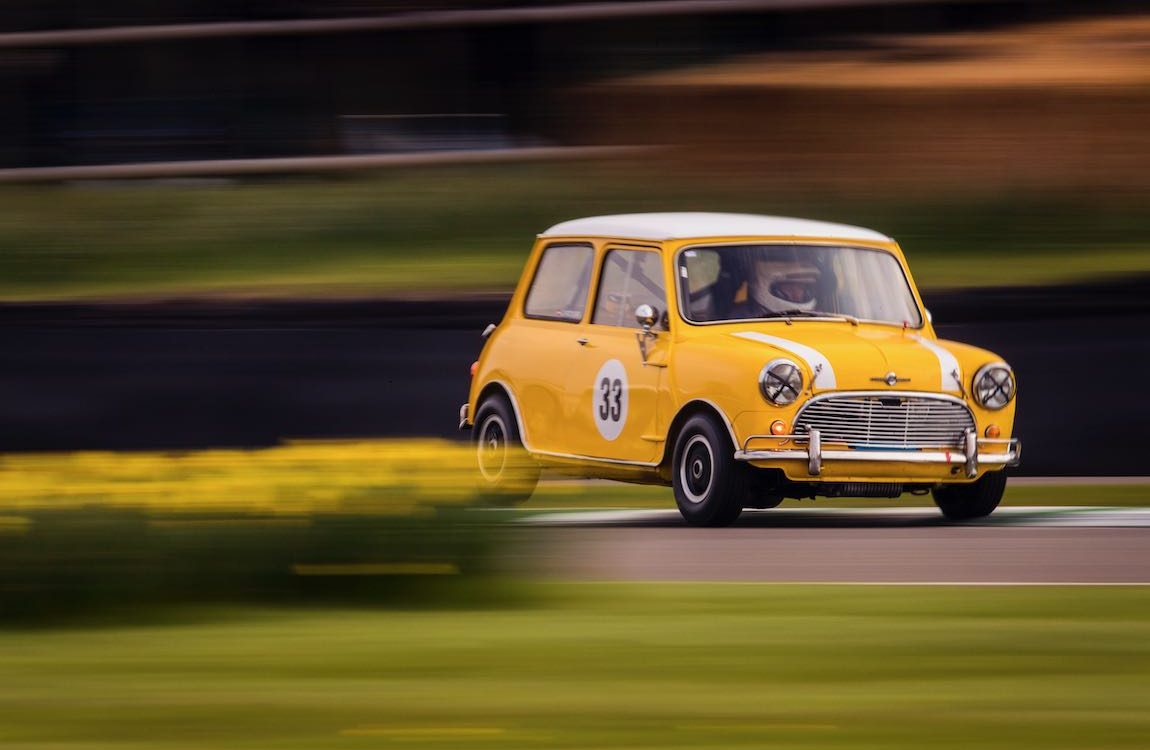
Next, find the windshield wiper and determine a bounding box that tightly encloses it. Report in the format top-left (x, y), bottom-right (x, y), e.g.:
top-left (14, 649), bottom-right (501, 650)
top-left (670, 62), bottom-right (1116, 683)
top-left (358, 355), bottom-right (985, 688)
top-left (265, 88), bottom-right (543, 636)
top-left (763, 310), bottom-right (860, 326)
top-left (814, 311), bottom-right (861, 326)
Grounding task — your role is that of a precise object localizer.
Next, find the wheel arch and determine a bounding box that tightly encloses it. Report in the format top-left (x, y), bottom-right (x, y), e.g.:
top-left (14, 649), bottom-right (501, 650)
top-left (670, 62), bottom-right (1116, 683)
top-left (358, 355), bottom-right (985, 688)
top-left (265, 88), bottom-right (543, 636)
top-left (475, 379), bottom-right (530, 449)
top-left (660, 399), bottom-right (739, 469)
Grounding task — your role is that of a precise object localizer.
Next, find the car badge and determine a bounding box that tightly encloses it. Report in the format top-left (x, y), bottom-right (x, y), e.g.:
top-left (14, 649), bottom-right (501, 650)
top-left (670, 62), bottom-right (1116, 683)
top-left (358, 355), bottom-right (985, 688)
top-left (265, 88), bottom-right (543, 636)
top-left (872, 372), bottom-right (910, 387)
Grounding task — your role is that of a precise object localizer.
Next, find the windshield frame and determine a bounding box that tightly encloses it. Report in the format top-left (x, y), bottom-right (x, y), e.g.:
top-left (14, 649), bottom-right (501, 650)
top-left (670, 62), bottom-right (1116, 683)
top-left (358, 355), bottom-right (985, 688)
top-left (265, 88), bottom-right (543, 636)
top-left (672, 241), bottom-right (925, 330)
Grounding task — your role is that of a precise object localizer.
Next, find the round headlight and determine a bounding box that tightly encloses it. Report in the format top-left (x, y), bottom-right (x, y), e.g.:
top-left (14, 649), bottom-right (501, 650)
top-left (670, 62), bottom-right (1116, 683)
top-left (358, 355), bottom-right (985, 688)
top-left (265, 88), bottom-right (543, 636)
top-left (759, 359), bottom-right (804, 406)
top-left (972, 363), bottom-right (1015, 410)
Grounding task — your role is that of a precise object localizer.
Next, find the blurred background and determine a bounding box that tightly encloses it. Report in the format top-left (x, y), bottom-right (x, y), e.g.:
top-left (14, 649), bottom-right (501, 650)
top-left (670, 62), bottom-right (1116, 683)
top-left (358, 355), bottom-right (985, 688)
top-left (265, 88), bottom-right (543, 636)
top-left (1, 3), bottom-right (1148, 748)
top-left (0, 0), bottom-right (1147, 472)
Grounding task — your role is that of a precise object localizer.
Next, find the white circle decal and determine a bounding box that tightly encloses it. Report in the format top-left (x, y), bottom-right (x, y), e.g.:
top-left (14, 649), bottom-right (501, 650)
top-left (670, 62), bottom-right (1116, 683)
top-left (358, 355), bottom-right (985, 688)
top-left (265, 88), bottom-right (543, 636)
top-left (593, 359), bottom-right (629, 441)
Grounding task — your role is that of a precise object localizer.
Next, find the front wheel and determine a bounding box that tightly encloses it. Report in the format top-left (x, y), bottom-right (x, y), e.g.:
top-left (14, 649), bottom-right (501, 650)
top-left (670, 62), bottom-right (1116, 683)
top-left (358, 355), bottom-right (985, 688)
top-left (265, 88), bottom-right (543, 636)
top-left (472, 394), bottom-right (539, 506)
top-left (932, 470), bottom-right (1007, 520)
top-left (672, 414), bottom-right (746, 527)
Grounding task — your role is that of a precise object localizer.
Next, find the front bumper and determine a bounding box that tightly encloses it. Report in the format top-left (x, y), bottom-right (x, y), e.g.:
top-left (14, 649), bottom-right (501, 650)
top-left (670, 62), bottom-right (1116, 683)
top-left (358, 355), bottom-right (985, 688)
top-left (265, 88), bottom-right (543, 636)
top-left (734, 428), bottom-right (1021, 479)
top-left (458, 403), bottom-right (470, 430)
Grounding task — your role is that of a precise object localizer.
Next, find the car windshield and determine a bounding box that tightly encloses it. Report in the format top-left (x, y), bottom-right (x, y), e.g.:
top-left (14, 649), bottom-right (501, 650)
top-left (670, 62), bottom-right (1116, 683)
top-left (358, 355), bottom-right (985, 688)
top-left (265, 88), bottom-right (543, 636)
top-left (677, 244), bottom-right (923, 327)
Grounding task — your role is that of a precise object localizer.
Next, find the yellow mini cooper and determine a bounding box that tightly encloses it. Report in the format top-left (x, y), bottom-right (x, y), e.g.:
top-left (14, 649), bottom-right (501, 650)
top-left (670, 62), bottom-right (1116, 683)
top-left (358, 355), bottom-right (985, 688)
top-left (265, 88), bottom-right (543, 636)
top-left (461, 213), bottom-right (1020, 526)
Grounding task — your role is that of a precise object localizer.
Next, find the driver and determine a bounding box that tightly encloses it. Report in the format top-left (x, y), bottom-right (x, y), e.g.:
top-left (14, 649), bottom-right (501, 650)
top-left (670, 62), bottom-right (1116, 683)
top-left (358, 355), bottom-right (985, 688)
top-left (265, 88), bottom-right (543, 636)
top-left (731, 247), bottom-right (821, 317)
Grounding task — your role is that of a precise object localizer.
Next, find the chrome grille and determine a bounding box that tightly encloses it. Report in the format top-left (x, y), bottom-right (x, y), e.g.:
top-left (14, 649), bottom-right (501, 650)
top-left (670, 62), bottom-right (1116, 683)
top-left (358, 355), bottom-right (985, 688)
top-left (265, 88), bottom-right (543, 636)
top-left (794, 394), bottom-right (974, 449)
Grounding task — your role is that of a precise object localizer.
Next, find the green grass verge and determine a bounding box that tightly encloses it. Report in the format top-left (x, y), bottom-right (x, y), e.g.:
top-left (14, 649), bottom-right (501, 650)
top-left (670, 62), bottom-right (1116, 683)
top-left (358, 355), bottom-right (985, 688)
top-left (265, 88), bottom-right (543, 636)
top-left (0, 584), bottom-right (1147, 749)
top-left (2, 164), bottom-right (1148, 299)
top-left (523, 480), bottom-right (1150, 510)
top-left (0, 439), bottom-right (529, 623)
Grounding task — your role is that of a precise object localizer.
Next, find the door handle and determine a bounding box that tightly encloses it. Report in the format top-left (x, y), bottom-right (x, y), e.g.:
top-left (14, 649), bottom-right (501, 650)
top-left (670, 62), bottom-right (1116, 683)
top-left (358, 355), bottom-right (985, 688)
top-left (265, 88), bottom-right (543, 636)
top-left (576, 338), bottom-right (590, 346)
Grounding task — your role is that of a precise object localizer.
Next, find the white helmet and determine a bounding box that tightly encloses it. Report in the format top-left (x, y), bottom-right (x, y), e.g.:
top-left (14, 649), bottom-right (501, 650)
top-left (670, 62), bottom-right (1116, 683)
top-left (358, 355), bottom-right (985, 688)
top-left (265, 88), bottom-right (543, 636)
top-left (749, 253), bottom-right (820, 313)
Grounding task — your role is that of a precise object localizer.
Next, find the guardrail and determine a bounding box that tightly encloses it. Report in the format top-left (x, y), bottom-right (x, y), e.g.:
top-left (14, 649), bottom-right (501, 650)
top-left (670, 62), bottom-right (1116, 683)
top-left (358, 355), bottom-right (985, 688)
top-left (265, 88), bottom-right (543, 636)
top-left (0, 145), bottom-right (656, 183)
top-left (0, 0), bottom-right (982, 48)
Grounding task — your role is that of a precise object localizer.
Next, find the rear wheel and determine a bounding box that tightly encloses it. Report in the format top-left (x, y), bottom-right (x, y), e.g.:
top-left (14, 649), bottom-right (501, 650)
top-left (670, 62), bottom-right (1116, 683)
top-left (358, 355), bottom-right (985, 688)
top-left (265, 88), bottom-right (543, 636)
top-left (473, 393), bottom-right (539, 506)
top-left (672, 414), bottom-right (746, 527)
top-left (932, 470), bottom-right (1007, 520)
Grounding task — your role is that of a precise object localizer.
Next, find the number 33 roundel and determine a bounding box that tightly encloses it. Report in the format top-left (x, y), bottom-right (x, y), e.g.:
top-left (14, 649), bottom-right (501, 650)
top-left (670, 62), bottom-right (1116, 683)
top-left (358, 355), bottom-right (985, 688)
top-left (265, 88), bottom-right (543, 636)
top-left (593, 359), bottom-right (629, 441)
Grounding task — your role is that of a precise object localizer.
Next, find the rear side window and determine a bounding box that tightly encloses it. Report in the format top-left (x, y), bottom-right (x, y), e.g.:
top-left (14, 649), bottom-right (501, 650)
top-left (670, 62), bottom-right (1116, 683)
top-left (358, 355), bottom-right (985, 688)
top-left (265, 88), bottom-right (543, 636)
top-left (524, 243), bottom-right (594, 322)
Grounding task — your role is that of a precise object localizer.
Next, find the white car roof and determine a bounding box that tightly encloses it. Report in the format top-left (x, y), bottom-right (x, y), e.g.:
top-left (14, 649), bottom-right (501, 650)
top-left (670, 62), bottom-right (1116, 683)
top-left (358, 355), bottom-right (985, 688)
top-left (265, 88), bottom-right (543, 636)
top-left (539, 212), bottom-right (892, 243)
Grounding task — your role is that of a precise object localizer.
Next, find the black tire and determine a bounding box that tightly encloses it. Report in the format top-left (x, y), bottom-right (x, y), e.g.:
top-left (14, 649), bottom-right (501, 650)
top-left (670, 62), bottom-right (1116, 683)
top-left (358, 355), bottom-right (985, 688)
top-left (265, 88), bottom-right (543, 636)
top-left (473, 393), bottom-right (540, 506)
top-left (932, 470), bottom-right (1007, 520)
top-left (671, 414), bottom-right (746, 527)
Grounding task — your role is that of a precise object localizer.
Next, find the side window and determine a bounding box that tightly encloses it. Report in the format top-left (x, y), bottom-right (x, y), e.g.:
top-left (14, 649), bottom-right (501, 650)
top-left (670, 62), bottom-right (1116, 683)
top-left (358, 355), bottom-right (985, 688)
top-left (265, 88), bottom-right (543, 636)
top-left (677, 248), bottom-right (722, 322)
top-left (524, 244), bottom-right (594, 322)
top-left (592, 249), bottom-right (668, 330)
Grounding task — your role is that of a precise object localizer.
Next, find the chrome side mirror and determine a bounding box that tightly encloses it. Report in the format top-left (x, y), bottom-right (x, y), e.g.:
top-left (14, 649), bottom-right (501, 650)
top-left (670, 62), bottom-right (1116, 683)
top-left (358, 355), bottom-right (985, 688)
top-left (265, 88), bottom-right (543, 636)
top-left (634, 304), bottom-right (658, 330)
top-left (634, 304), bottom-right (659, 362)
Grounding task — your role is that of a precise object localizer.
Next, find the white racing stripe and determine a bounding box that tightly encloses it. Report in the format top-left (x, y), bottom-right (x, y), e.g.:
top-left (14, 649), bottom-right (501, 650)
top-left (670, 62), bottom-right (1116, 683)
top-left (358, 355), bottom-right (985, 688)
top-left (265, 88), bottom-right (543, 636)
top-left (733, 332), bottom-right (836, 388)
top-left (911, 335), bottom-right (962, 393)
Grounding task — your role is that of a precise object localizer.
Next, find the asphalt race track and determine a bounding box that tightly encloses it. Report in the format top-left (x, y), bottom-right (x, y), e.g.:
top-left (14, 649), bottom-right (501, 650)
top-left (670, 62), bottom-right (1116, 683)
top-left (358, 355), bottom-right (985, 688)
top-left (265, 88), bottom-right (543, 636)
top-left (514, 506), bottom-right (1150, 583)
top-left (1, 280), bottom-right (1147, 476)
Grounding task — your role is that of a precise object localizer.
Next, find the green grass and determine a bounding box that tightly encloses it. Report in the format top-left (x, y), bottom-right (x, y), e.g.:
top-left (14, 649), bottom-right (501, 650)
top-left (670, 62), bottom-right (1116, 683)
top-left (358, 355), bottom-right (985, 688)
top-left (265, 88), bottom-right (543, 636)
top-left (1, 164), bottom-right (1147, 299)
top-left (0, 584), bottom-right (1147, 748)
top-left (1002, 483), bottom-right (1150, 507)
top-left (522, 480), bottom-right (1150, 510)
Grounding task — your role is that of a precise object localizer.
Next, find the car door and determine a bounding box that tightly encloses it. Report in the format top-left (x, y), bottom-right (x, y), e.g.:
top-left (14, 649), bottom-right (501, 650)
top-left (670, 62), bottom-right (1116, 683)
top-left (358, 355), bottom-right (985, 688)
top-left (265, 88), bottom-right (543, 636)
top-left (564, 246), bottom-right (670, 464)
top-left (505, 241), bottom-right (596, 455)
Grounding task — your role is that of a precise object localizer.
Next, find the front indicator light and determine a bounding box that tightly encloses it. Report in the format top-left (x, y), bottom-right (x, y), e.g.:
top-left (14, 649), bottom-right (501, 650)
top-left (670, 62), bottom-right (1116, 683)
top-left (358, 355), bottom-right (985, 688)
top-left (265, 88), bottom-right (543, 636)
top-left (469, 361), bottom-right (479, 378)
top-left (770, 420), bottom-right (788, 436)
top-left (985, 424), bottom-right (1001, 439)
